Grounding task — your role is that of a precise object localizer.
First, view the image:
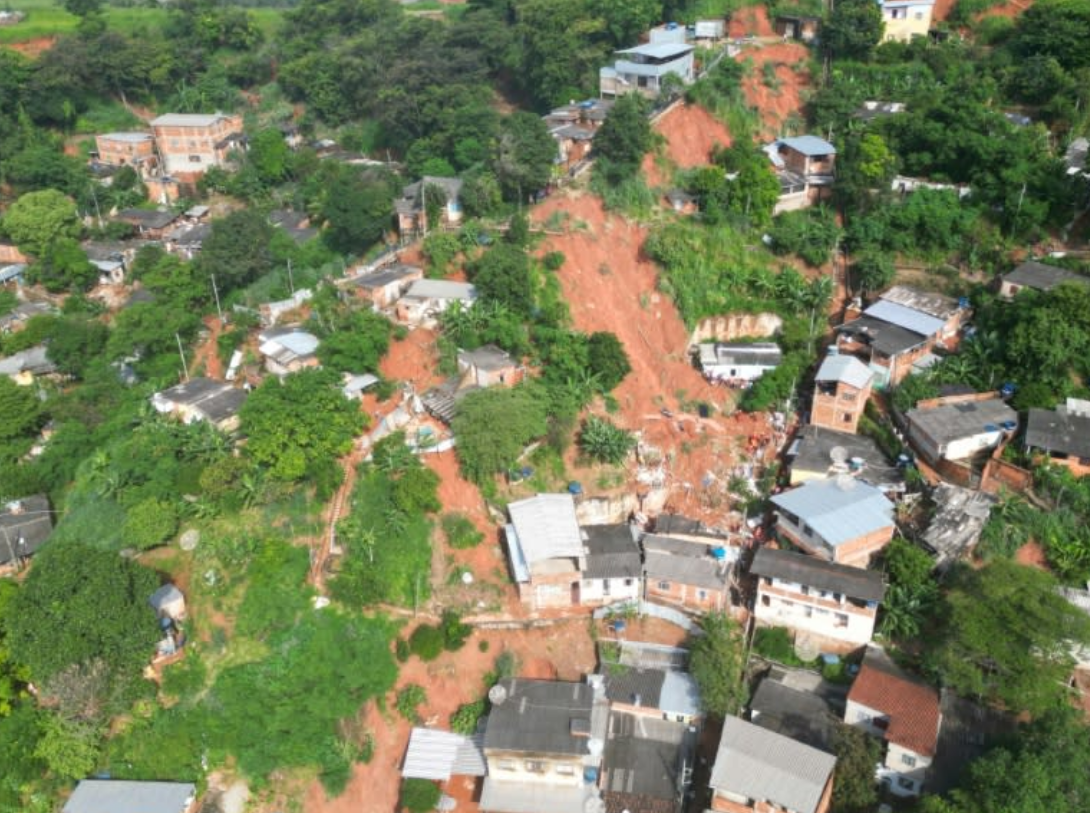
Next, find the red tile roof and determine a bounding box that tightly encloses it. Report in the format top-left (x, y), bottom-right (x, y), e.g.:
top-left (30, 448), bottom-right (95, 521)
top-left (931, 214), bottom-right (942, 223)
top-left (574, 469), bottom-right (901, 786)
top-left (848, 652), bottom-right (941, 757)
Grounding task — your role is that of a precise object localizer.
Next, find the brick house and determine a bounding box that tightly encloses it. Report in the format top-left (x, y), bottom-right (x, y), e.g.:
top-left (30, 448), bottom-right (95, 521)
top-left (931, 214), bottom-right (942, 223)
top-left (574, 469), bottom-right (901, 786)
top-left (641, 514), bottom-right (740, 614)
top-left (149, 112), bottom-right (245, 184)
top-left (342, 263), bottom-right (423, 309)
top-left (257, 327), bottom-right (321, 376)
top-left (93, 132), bottom-right (157, 174)
top-left (1025, 398), bottom-right (1090, 477)
top-left (810, 353), bottom-right (873, 434)
top-left (837, 286), bottom-right (967, 389)
top-left (770, 478), bottom-right (896, 567)
top-left (787, 425), bottom-right (901, 491)
top-left (845, 647), bottom-right (942, 797)
top-left (750, 547), bottom-right (887, 652)
top-left (709, 716), bottom-right (836, 813)
top-left (456, 344), bottom-right (523, 388)
top-left (395, 176), bottom-right (463, 238)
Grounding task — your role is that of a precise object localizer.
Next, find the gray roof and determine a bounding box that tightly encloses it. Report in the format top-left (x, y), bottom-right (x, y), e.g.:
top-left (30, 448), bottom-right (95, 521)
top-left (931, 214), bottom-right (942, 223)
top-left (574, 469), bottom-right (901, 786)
top-left (63, 780), bottom-right (196, 813)
top-left (397, 176), bottom-right (463, 214)
top-left (0, 301), bottom-right (52, 329)
top-left (583, 524), bottom-right (642, 580)
top-left (402, 279), bottom-right (477, 302)
top-left (644, 550), bottom-right (730, 590)
top-left (750, 679), bottom-right (837, 753)
top-left (99, 131), bottom-right (153, 143)
top-left (458, 344), bottom-right (515, 372)
top-left (402, 727), bottom-right (487, 780)
top-left (920, 483), bottom-right (997, 570)
top-left (863, 299), bottom-right (945, 338)
top-left (700, 342), bottom-right (782, 369)
top-left (838, 315), bottom-right (928, 356)
top-left (778, 135), bottom-right (836, 156)
top-left (770, 479), bottom-right (894, 548)
top-left (906, 398), bottom-right (1017, 446)
top-left (879, 285), bottom-right (960, 320)
top-left (154, 376), bottom-right (224, 407)
top-left (152, 377), bottom-right (246, 423)
top-left (751, 547), bottom-right (886, 602)
top-left (788, 425), bottom-right (901, 489)
top-left (1003, 261), bottom-right (1086, 292)
top-left (603, 667), bottom-right (666, 708)
top-left (616, 42), bottom-right (694, 59)
top-left (1026, 405), bottom-right (1090, 459)
top-left (148, 583), bottom-right (184, 612)
top-left (116, 209), bottom-right (178, 230)
top-left (1065, 136), bottom-right (1089, 172)
top-left (151, 112), bottom-right (232, 127)
top-left (815, 354), bottom-right (873, 389)
top-left (507, 494), bottom-right (583, 564)
top-left (194, 387), bottom-right (246, 423)
top-left (348, 263), bottom-right (422, 290)
top-left (602, 712), bottom-right (694, 803)
top-left (653, 514), bottom-right (728, 539)
top-left (0, 495), bottom-right (53, 565)
top-left (483, 678), bottom-right (594, 756)
top-left (929, 690), bottom-right (1017, 795)
top-left (710, 716), bottom-right (836, 813)
top-left (0, 344), bottom-right (56, 377)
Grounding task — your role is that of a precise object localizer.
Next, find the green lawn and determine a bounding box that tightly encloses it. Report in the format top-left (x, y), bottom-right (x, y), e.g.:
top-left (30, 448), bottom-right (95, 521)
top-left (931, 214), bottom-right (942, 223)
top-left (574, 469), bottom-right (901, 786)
top-left (0, 0), bottom-right (284, 45)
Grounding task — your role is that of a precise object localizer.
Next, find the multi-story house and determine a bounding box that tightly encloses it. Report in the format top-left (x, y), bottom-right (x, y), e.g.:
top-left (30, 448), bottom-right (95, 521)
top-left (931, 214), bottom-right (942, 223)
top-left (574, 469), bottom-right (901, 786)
top-left (765, 136), bottom-right (836, 213)
top-left (880, 0), bottom-right (935, 41)
top-left (642, 515), bottom-right (739, 614)
top-left (845, 647), bottom-right (942, 797)
top-left (750, 547), bottom-right (887, 651)
top-left (150, 113), bottom-right (244, 184)
top-left (769, 478), bottom-right (896, 567)
top-left (93, 132), bottom-right (157, 174)
top-left (599, 42), bottom-right (695, 99)
top-left (810, 353), bottom-right (874, 434)
top-left (709, 716), bottom-right (836, 813)
top-left (479, 678), bottom-right (607, 813)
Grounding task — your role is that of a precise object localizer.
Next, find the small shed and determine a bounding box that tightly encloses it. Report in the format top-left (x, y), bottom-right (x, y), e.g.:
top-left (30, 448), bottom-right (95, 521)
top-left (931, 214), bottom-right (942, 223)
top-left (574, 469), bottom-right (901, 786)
top-left (149, 584), bottom-right (187, 622)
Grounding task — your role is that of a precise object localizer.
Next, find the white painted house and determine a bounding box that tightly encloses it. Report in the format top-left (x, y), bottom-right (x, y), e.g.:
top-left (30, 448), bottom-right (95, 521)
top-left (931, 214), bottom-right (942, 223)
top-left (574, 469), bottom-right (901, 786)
top-left (698, 342), bottom-right (782, 384)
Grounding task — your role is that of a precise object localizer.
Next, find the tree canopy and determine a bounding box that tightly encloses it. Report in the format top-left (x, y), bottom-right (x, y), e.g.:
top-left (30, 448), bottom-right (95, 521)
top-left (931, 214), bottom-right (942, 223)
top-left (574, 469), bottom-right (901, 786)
top-left (688, 612), bottom-right (747, 717)
top-left (453, 384), bottom-right (548, 483)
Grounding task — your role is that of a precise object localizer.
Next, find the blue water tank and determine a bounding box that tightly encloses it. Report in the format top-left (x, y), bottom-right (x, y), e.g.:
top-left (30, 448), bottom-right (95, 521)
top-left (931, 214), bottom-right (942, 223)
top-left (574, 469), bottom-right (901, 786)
top-left (1000, 382), bottom-right (1016, 398)
top-left (568, 481), bottom-right (583, 495)
top-left (583, 766), bottom-right (599, 784)
top-left (711, 546), bottom-right (727, 561)
top-left (958, 296), bottom-right (970, 309)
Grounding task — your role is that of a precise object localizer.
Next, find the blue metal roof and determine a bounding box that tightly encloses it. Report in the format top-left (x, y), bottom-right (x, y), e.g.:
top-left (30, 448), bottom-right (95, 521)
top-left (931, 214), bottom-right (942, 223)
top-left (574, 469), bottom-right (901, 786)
top-left (778, 135), bottom-right (836, 156)
top-left (863, 299), bottom-right (945, 338)
top-left (771, 479), bottom-right (894, 548)
top-left (503, 524), bottom-right (531, 583)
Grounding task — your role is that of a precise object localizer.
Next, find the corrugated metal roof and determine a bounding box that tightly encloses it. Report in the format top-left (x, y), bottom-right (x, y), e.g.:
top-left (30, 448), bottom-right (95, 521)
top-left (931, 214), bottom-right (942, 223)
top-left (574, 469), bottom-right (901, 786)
top-left (863, 299), bottom-right (945, 337)
top-left (63, 781), bottom-right (196, 813)
top-left (815, 355), bottom-right (873, 389)
top-left (709, 716), bottom-right (836, 813)
top-left (403, 279), bottom-right (477, 302)
top-left (644, 551), bottom-right (731, 590)
top-left (879, 285), bottom-right (959, 320)
top-left (507, 494), bottom-right (583, 564)
top-left (616, 42), bottom-right (694, 59)
top-left (151, 113), bottom-right (231, 127)
top-left (504, 524), bottom-right (531, 583)
top-left (906, 398), bottom-right (1017, 448)
top-left (1026, 405), bottom-right (1090, 459)
top-left (751, 547), bottom-right (886, 601)
top-left (402, 728), bottom-right (487, 780)
top-left (483, 678), bottom-right (594, 756)
top-left (659, 671), bottom-right (701, 718)
top-left (778, 135), bottom-right (836, 156)
top-left (770, 479), bottom-right (894, 548)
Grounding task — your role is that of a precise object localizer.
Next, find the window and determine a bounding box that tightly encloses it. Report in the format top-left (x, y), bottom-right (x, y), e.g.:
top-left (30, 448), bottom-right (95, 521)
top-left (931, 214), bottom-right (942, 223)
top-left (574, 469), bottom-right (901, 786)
top-left (525, 760), bottom-right (547, 773)
top-left (834, 613), bottom-right (848, 627)
top-left (189, 155), bottom-right (201, 163)
top-left (761, 595), bottom-right (771, 607)
top-left (624, 578), bottom-right (634, 587)
top-left (603, 579), bottom-right (611, 596)
top-left (914, 10), bottom-right (924, 18)
top-left (902, 754), bottom-right (917, 767)
top-left (555, 764), bottom-right (575, 775)
top-left (697, 589), bottom-right (708, 601)
top-left (897, 777), bottom-right (916, 790)
top-left (498, 760), bottom-right (516, 771)
top-left (843, 413), bottom-right (853, 423)
top-left (658, 581), bottom-right (671, 591)
top-left (804, 606), bottom-right (813, 618)
top-left (802, 524), bottom-right (814, 538)
top-left (800, 585), bottom-right (810, 596)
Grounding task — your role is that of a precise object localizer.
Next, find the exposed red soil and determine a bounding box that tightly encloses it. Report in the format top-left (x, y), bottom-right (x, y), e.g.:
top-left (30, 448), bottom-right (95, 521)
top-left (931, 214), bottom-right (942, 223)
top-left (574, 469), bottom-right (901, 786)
top-left (531, 192), bottom-right (785, 520)
top-left (3, 36), bottom-right (55, 58)
top-left (380, 328), bottom-right (443, 394)
top-left (739, 42), bottom-right (811, 138)
top-left (1014, 539), bottom-right (1050, 571)
top-left (643, 103), bottom-right (733, 187)
top-left (190, 315), bottom-right (225, 380)
top-left (728, 5), bottom-right (775, 38)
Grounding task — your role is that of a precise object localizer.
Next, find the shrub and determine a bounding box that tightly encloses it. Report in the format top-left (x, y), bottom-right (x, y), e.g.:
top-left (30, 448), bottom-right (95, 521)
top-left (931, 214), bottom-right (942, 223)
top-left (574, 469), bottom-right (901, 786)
top-left (395, 638), bottom-right (411, 663)
top-left (396, 684), bottom-right (427, 723)
top-left (450, 699), bottom-right (486, 735)
top-left (578, 416), bottom-right (636, 465)
top-left (542, 251), bottom-right (566, 271)
top-left (122, 498), bottom-right (179, 550)
top-left (409, 624), bottom-right (445, 661)
top-left (441, 610), bottom-right (471, 652)
top-left (753, 627), bottom-right (798, 663)
top-left (494, 650), bottom-right (519, 679)
top-left (401, 778), bottom-right (441, 813)
top-left (478, 639), bottom-right (490, 653)
top-left (442, 513), bottom-right (484, 549)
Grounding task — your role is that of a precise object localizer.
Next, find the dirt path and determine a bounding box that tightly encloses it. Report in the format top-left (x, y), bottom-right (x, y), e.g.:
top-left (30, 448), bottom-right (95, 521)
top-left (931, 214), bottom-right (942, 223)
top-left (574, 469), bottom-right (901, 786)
top-left (308, 444), bottom-right (365, 592)
top-left (190, 315), bottom-right (226, 380)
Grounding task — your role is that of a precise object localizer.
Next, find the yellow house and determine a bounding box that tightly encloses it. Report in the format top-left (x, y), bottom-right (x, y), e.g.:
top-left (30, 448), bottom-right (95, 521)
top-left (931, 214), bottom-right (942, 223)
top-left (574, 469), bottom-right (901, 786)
top-left (880, 0), bottom-right (934, 41)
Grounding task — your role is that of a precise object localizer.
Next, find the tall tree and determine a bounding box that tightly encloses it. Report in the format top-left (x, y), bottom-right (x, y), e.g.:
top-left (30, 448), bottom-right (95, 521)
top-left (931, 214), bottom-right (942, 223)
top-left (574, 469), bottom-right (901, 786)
top-left (688, 612), bottom-right (747, 716)
top-left (321, 171), bottom-right (394, 255)
top-left (493, 111), bottom-right (558, 202)
top-left (1, 190), bottom-right (80, 257)
top-left (831, 724), bottom-right (882, 813)
top-left (592, 93), bottom-right (652, 185)
top-left (198, 209), bottom-right (276, 293)
top-left (924, 560), bottom-right (1090, 715)
top-left (823, 0), bottom-right (884, 61)
top-left (453, 385), bottom-right (547, 483)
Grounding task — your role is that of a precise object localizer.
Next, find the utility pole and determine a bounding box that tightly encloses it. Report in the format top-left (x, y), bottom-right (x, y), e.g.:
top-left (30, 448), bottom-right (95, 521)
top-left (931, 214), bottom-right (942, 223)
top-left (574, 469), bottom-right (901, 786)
top-left (210, 273), bottom-right (224, 325)
top-left (287, 258), bottom-right (295, 295)
top-left (176, 332), bottom-right (190, 381)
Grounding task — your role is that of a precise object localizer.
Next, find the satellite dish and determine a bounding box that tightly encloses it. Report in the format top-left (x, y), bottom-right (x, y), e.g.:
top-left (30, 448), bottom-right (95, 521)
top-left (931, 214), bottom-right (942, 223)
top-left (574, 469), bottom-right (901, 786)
top-left (586, 737), bottom-right (604, 757)
top-left (488, 684), bottom-right (508, 705)
top-left (829, 446), bottom-right (848, 466)
top-left (461, 571), bottom-right (475, 585)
